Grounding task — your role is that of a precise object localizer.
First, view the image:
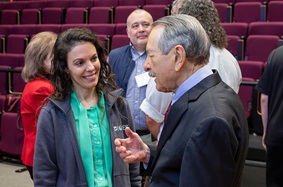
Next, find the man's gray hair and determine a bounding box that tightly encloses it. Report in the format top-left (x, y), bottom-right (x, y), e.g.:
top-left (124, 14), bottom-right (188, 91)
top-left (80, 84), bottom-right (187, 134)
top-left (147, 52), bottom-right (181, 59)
top-left (153, 14), bottom-right (211, 65)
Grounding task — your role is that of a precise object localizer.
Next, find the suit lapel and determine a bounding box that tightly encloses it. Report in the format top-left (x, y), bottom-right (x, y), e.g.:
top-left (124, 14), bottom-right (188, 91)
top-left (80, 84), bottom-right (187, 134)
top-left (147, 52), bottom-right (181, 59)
top-left (150, 71), bottom-right (222, 171)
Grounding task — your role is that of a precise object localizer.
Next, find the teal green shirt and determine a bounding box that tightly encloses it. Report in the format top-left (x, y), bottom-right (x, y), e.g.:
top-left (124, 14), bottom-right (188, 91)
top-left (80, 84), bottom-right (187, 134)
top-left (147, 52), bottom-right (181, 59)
top-left (71, 91), bottom-right (113, 187)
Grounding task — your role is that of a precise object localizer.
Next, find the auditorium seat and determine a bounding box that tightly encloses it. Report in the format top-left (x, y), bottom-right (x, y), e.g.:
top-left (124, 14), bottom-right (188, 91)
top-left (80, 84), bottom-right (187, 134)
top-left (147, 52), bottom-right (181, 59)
top-left (233, 2), bottom-right (266, 23)
top-left (245, 35), bottom-right (281, 62)
top-left (0, 54), bottom-right (24, 68)
top-left (119, 0), bottom-right (145, 6)
top-left (0, 65), bottom-right (11, 95)
top-left (0, 111), bottom-right (24, 157)
top-left (41, 7), bottom-right (65, 24)
top-left (0, 9), bottom-right (20, 25)
top-left (45, 0), bottom-right (70, 9)
top-left (0, 25), bottom-right (11, 35)
top-left (0, 34), bottom-right (5, 53)
top-left (11, 66), bottom-right (25, 94)
top-left (144, 0), bottom-right (172, 6)
top-left (238, 77), bottom-right (255, 119)
top-left (20, 9), bottom-right (41, 24)
top-left (221, 22), bottom-right (248, 38)
top-left (238, 60), bottom-right (265, 80)
top-left (89, 7), bottom-right (114, 24)
top-left (6, 34), bottom-right (29, 54)
top-left (111, 34), bottom-right (130, 50)
top-left (143, 5), bottom-right (170, 21)
top-left (65, 7), bottom-right (88, 24)
top-left (212, 0), bottom-right (235, 4)
top-left (88, 24), bottom-right (116, 36)
top-left (69, 0), bottom-right (93, 8)
top-left (8, 25), bottom-right (36, 35)
top-left (248, 22), bottom-right (283, 37)
top-left (114, 6), bottom-right (139, 23)
top-left (214, 3), bottom-right (232, 22)
top-left (61, 24), bottom-right (89, 33)
top-left (115, 23), bottom-right (127, 35)
top-left (236, 0), bottom-right (267, 2)
top-left (97, 34), bottom-right (111, 52)
top-left (93, 0), bottom-right (118, 7)
top-left (227, 35), bottom-right (244, 60)
top-left (0, 3), bottom-right (6, 11)
top-left (35, 24), bottom-right (61, 34)
top-left (4, 1), bottom-right (27, 10)
top-left (267, 1), bottom-right (283, 21)
top-left (25, 1), bottom-right (46, 9)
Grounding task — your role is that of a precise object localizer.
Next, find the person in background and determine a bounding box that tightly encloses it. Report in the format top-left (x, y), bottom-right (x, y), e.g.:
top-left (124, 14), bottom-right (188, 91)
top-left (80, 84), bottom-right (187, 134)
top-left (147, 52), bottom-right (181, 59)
top-left (256, 46), bottom-right (283, 187)
top-left (108, 9), bottom-right (154, 144)
top-left (115, 14), bottom-right (249, 187)
top-left (173, 0), bottom-right (242, 93)
top-left (33, 28), bottom-right (141, 187)
top-left (20, 31), bottom-right (57, 180)
top-left (140, 0), bottom-right (243, 140)
top-left (140, 78), bottom-right (172, 140)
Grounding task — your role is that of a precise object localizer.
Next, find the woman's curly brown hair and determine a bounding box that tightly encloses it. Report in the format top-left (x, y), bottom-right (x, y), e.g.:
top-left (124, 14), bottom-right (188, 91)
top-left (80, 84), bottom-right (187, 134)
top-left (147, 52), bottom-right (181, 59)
top-left (178, 0), bottom-right (227, 49)
top-left (50, 27), bottom-right (117, 101)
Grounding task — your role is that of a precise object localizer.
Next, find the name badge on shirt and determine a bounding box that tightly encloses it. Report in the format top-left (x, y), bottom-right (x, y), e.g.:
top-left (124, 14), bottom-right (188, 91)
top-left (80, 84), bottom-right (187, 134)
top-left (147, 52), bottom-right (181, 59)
top-left (135, 72), bottom-right (150, 87)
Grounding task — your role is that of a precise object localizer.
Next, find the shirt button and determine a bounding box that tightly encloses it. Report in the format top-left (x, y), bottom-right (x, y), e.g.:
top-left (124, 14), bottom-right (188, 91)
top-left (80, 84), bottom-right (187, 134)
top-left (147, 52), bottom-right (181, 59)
top-left (100, 178), bottom-right (103, 181)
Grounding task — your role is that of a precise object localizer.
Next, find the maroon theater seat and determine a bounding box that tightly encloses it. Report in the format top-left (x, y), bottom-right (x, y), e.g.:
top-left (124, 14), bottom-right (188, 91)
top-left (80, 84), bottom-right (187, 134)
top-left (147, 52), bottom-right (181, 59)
top-left (65, 7), bottom-right (88, 24)
top-left (111, 34), bottom-right (130, 50)
top-left (245, 35), bottom-right (281, 62)
top-left (6, 34), bottom-right (29, 54)
top-left (214, 3), bottom-right (232, 22)
top-left (115, 23), bottom-right (127, 35)
top-left (221, 22), bottom-right (248, 38)
top-left (93, 0), bottom-right (118, 7)
top-left (21, 9), bottom-right (41, 24)
top-left (267, 1), bottom-right (283, 22)
top-left (0, 9), bottom-right (20, 25)
top-left (0, 112), bottom-right (24, 157)
top-left (233, 2), bottom-right (266, 23)
top-left (88, 23), bottom-right (116, 36)
top-left (114, 6), bottom-right (139, 23)
top-left (41, 7), bottom-right (64, 24)
top-left (119, 0), bottom-right (145, 6)
top-left (227, 35), bottom-right (244, 60)
top-left (143, 5), bottom-right (170, 21)
top-left (89, 7), bottom-right (114, 24)
top-left (145, 0), bottom-right (172, 6)
top-left (248, 22), bottom-right (283, 37)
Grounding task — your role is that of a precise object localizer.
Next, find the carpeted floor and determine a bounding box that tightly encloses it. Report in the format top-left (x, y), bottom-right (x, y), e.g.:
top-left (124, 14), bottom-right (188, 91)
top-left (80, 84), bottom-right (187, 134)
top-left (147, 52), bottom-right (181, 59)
top-left (0, 134), bottom-right (266, 187)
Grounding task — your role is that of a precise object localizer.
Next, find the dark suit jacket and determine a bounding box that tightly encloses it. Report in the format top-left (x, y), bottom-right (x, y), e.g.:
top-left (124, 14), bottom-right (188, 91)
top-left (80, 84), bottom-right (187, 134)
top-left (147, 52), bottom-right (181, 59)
top-left (147, 71), bottom-right (249, 187)
top-left (108, 45), bottom-right (135, 97)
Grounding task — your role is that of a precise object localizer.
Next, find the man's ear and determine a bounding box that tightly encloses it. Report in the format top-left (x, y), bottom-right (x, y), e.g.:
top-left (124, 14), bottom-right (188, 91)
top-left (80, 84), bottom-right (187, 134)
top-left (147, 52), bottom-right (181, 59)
top-left (173, 45), bottom-right (185, 72)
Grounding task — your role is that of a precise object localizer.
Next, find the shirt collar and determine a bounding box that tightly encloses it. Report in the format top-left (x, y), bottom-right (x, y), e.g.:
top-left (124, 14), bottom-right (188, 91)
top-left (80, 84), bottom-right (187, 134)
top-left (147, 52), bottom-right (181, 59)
top-left (172, 65), bottom-right (213, 105)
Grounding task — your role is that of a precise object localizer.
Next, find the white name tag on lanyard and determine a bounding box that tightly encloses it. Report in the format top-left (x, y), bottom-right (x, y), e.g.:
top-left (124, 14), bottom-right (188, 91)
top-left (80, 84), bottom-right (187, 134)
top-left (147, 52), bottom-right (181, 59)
top-left (135, 72), bottom-right (150, 87)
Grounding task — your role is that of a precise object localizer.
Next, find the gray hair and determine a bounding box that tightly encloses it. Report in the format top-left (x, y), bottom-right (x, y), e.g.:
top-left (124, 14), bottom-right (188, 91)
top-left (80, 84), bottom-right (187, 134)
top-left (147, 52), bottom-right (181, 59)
top-left (153, 14), bottom-right (211, 65)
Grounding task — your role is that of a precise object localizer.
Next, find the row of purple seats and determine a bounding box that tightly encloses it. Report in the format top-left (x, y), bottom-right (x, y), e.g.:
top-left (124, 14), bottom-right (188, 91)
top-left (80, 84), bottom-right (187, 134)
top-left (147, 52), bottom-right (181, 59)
top-left (0, 94), bottom-right (23, 158)
top-left (227, 34), bottom-right (282, 62)
top-left (222, 22), bottom-right (283, 61)
top-left (0, 23), bottom-right (129, 53)
top-left (1, 21), bottom-right (282, 61)
top-left (0, 62), bottom-right (24, 95)
top-left (0, 5), bottom-right (170, 25)
top-left (215, 1), bottom-right (283, 23)
top-left (213, 0), bottom-right (282, 4)
top-left (0, 0), bottom-right (173, 10)
top-left (222, 22), bottom-right (283, 39)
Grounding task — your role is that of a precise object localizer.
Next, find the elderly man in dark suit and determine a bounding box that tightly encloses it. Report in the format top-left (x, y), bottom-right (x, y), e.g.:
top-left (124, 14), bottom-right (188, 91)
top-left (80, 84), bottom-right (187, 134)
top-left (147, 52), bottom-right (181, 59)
top-left (114, 14), bottom-right (249, 187)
